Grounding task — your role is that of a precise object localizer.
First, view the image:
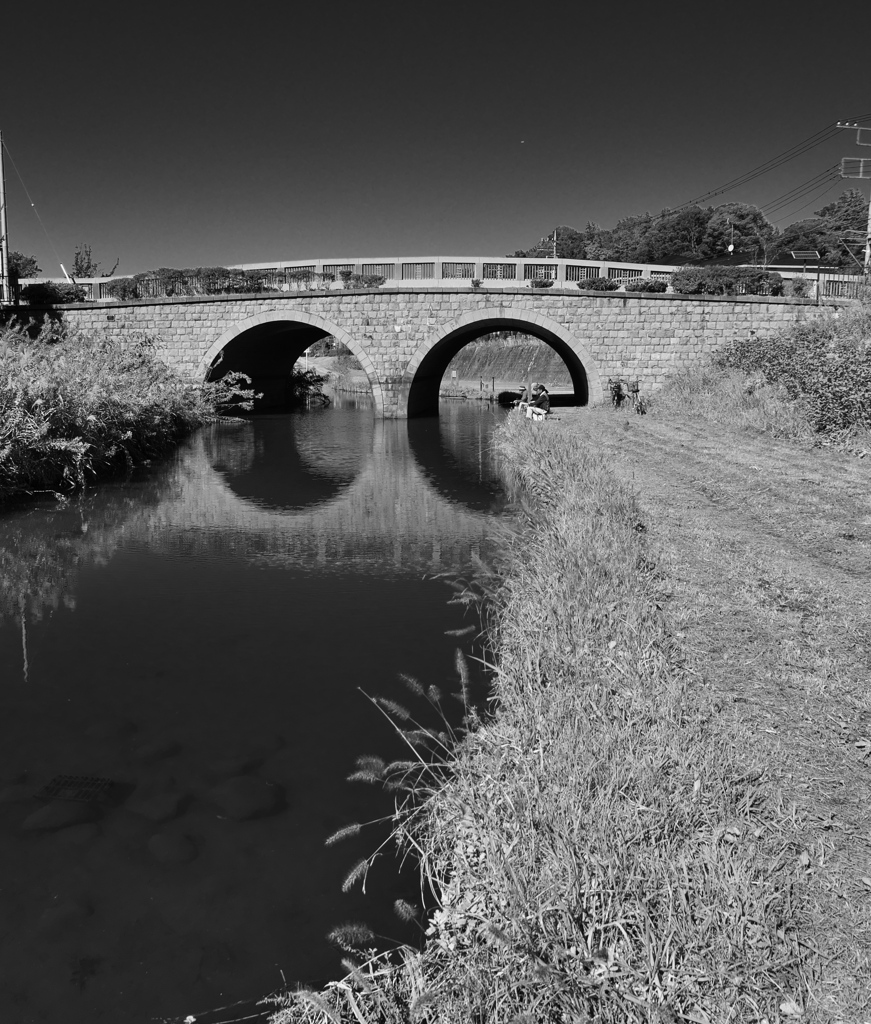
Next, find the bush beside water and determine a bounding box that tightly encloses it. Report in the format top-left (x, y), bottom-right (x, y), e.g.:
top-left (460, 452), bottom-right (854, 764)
top-left (0, 321), bottom-right (254, 500)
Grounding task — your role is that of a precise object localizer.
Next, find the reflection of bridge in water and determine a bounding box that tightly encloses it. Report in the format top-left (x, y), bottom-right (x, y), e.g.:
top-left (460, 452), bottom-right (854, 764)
top-left (123, 406), bottom-right (507, 576)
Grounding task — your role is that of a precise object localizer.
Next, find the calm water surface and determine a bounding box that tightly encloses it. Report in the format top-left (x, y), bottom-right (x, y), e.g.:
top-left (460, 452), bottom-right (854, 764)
top-left (0, 397), bottom-right (508, 1024)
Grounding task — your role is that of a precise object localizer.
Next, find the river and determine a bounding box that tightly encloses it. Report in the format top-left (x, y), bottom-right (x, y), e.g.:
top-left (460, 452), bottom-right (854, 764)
top-left (0, 396), bottom-right (509, 1024)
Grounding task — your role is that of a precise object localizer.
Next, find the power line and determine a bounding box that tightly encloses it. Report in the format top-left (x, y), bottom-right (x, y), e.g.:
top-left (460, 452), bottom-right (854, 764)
top-left (766, 171), bottom-right (841, 219)
top-left (760, 166), bottom-right (840, 217)
top-left (769, 178), bottom-right (842, 224)
top-left (672, 113), bottom-right (871, 213)
top-left (1, 137), bottom-right (65, 272)
top-left (679, 128), bottom-right (840, 208)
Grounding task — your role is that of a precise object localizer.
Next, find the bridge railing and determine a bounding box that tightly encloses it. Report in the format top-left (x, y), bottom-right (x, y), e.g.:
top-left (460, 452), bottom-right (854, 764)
top-left (17, 257), bottom-right (868, 303)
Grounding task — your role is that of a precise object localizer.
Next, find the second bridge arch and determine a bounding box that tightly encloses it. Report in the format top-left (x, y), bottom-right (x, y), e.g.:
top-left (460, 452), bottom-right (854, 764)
top-left (400, 307), bottom-right (603, 418)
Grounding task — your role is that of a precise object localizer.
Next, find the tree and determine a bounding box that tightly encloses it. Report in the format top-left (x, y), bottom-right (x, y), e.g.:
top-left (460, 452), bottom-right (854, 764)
top-left (8, 251), bottom-right (41, 279)
top-left (815, 189), bottom-right (867, 234)
top-left (636, 207), bottom-right (712, 263)
top-left (72, 243), bottom-right (119, 279)
top-left (699, 203), bottom-right (776, 262)
top-left (777, 190), bottom-right (869, 269)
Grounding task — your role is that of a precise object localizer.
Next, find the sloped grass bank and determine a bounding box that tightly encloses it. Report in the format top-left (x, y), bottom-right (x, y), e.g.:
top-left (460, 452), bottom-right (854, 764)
top-left (448, 338), bottom-right (572, 388)
top-left (0, 321), bottom-right (251, 501)
top-left (270, 414), bottom-right (821, 1023)
top-left (652, 301), bottom-right (871, 448)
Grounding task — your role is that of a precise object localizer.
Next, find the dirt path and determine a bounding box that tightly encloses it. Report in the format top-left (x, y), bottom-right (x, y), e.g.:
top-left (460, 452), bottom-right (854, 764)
top-left (554, 408), bottom-right (871, 1017)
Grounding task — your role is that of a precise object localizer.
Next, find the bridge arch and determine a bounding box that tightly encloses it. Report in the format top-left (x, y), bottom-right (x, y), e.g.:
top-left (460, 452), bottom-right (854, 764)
top-left (197, 310), bottom-right (386, 414)
top-left (400, 306), bottom-right (604, 417)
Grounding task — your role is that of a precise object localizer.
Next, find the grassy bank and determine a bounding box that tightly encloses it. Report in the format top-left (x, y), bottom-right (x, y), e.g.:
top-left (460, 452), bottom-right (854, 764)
top-left (0, 321), bottom-right (252, 501)
top-left (448, 337), bottom-right (572, 389)
top-left (652, 301), bottom-right (871, 450)
top-left (268, 413), bottom-right (838, 1021)
top-left (265, 303), bottom-right (871, 1022)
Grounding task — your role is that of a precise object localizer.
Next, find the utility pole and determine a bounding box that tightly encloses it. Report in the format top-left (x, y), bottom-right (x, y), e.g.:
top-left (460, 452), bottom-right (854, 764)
top-left (837, 122), bottom-right (871, 274)
top-left (0, 131), bottom-right (10, 305)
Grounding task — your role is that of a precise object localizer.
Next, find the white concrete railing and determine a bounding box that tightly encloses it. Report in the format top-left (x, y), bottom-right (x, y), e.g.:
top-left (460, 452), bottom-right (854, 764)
top-left (18, 255), bottom-right (867, 302)
top-left (228, 255), bottom-right (677, 286)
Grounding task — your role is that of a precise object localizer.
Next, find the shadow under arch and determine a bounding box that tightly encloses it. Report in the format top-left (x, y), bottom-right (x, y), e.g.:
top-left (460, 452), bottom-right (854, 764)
top-left (203, 407), bottom-right (374, 514)
top-left (196, 310), bottom-right (385, 414)
top-left (401, 307), bottom-right (604, 418)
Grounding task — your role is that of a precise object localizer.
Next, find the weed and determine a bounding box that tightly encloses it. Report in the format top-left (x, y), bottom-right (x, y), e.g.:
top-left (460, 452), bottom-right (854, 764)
top-left (0, 320), bottom-right (255, 501)
top-left (652, 300), bottom-right (871, 450)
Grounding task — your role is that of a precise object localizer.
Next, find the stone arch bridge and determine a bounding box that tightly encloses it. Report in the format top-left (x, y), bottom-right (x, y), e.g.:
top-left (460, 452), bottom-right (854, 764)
top-left (58, 287), bottom-right (826, 417)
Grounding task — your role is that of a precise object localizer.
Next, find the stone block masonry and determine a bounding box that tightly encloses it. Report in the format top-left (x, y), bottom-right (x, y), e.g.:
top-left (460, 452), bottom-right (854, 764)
top-left (55, 288), bottom-right (829, 418)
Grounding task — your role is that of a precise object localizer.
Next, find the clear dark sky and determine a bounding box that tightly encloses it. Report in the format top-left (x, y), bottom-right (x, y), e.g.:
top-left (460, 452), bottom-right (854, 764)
top-left (3, 2), bottom-right (869, 274)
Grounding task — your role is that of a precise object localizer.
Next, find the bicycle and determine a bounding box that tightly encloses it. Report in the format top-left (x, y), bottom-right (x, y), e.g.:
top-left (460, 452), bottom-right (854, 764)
top-left (608, 377), bottom-right (646, 414)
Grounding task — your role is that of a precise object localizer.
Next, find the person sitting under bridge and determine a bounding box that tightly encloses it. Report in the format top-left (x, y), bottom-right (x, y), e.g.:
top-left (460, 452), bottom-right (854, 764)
top-left (526, 384), bottom-right (550, 420)
top-left (512, 385), bottom-right (530, 410)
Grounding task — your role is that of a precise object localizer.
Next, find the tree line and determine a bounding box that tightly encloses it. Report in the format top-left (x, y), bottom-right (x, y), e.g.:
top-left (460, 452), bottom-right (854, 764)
top-left (514, 190), bottom-right (868, 270)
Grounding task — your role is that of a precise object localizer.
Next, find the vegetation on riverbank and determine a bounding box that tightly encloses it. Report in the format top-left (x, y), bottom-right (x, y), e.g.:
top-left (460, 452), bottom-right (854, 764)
top-left (0, 320), bottom-right (254, 501)
top-left (652, 301), bottom-right (871, 448)
top-left (268, 415), bottom-right (834, 1021)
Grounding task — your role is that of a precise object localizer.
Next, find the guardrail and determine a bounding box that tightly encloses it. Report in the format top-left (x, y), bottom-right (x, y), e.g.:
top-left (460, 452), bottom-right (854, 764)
top-left (15, 256), bottom-right (868, 302)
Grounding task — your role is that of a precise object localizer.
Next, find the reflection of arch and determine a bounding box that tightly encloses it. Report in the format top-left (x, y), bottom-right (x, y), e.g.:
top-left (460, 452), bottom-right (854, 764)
top-left (406, 409), bottom-right (507, 515)
top-left (197, 310), bottom-right (386, 415)
top-left (205, 409), bottom-right (373, 514)
top-left (401, 307), bottom-right (603, 418)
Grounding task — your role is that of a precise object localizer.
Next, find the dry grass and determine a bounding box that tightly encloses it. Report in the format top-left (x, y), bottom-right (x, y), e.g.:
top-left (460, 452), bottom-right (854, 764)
top-left (0, 320), bottom-right (253, 500)
top-left (651, 364), bottom-right (815, 441)
top-left (650, 300), bottom-right (871, 454)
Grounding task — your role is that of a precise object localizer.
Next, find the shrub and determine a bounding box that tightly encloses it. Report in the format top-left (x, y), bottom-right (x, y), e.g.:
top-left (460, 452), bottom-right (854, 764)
top-left (471, 278), bottom-right (483, 289)
top-left (785, 276), bottom-right (812, 298)
top-left (21, 281), bottom-right (86, 305)
top-left (0, 321), bottom-right (256, 500)
top-left (577, 276), bottom-right (619, 291)
top-left (101, 277), bottom-right (140, 300)
top-left (101, 267), bottom-right (280, 300)
top-left (624, 277), bottom-right (668, 293)
top-left (341, 273), bottom-right (386, 289)
top-left (530, 278), bottom-right (554, 288)
top-left (714, 304), bottom-right (871, 434)
top-left (287, 269), bottom-right (315, 290)
top-left (671, 265), bottom-right (783, 296)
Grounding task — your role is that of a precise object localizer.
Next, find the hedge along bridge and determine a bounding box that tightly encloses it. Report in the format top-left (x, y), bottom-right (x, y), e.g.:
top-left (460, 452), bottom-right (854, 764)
top-left (55, 267), bottom-right (832, 418)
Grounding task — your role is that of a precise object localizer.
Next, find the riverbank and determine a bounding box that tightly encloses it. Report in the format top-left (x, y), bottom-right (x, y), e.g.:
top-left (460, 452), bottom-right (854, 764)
top-left (270, 397), bottom-right (869, 1022)
top-left (0, 321), bottom-right (253, 502)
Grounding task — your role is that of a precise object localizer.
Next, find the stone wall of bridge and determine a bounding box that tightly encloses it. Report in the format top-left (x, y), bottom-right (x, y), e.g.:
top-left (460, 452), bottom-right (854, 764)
top-left (55, 287), bottom-right (828, 417)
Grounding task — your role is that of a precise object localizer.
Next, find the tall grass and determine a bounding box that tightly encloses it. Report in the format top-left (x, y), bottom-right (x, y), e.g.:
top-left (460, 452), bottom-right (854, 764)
top-left (651, 364), bottom-right (814, 439)
top-left (269, 413), bottom-right (820, 1023)
top-left (0, 320), bottom-right (252, 500)
top-left (653, 301), bottom-right (871, 446)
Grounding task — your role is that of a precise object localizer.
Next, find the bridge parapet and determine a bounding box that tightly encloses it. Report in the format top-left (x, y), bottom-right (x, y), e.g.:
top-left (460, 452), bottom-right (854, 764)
top-left (22, 254), bottom-right (865, 302)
